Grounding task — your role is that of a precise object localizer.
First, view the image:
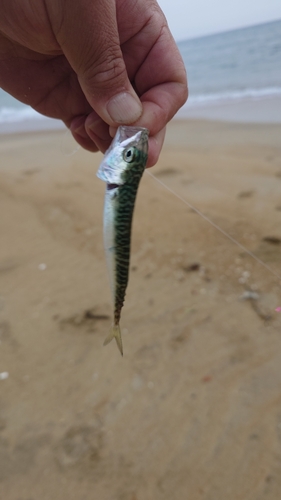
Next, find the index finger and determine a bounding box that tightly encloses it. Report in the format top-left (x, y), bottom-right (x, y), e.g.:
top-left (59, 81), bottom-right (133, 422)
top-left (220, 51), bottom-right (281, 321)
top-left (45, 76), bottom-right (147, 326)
top-left (133, 24), bottom-right (188, 136)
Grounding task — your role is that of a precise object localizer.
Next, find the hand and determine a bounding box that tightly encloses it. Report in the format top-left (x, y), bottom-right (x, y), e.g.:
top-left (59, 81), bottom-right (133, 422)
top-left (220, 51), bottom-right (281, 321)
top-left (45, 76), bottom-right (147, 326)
top-left (0, 0), bottom-right (187, 166)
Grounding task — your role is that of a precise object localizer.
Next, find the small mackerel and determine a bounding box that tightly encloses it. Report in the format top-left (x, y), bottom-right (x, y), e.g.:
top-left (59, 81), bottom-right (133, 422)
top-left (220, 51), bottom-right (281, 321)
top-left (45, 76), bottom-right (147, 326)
top-left (97, 126), bottom-right (149, 355)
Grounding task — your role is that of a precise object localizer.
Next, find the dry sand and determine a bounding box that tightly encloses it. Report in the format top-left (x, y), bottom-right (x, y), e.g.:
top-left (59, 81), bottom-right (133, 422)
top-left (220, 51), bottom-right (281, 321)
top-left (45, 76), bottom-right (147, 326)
top-left (1, 119), bottom-right (281, 499)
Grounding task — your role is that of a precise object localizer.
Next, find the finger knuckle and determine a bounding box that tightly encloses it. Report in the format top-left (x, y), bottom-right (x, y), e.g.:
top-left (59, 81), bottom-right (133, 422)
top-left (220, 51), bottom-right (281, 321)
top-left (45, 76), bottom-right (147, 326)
top-left (84, 48), bottom-right (127, 91)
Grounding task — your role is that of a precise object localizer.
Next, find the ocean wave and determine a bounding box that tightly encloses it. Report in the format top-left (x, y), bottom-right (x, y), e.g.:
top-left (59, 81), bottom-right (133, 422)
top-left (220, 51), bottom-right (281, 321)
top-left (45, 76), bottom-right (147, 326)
top-left (0, 106), bottom-right (46, 124)
top-left (0, 85), bottom-right (280, 130)
top-left (186, 87), bottom-right (281, 107)
top-left (0, 105), bottom-right (65, 133)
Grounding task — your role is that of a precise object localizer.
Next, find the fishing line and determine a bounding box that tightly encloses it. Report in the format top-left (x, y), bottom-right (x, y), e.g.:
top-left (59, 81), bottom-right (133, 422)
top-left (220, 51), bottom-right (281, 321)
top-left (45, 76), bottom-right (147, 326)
top-left (58, 131), bottom-right (281, 283)
top-left (146, 170), bottom-right (281, 282)
top-left (60, 128), bottom-right (81, 156)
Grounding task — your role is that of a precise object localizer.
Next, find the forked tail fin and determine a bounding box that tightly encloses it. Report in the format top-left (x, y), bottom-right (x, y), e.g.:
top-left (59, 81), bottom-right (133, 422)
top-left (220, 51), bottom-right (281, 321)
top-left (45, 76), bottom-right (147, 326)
top-left (103, 324), bottom-right (123, 356)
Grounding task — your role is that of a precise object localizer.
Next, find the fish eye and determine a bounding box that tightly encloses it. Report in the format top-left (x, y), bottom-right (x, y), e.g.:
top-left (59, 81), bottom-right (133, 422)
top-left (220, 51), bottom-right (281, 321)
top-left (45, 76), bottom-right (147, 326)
top-left (123, 147), bottom-right (135, 163)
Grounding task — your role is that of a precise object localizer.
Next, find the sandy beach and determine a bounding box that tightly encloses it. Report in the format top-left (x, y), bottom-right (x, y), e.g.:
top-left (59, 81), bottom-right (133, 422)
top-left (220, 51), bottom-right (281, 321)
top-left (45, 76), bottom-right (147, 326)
top-left (1, 117), bottom-right (281, 499)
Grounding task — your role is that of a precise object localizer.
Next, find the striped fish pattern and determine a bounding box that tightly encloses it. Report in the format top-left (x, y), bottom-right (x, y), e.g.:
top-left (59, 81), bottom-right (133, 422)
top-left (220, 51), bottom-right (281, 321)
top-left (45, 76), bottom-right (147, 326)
top-left (97, 126), bottom-right (149, 355)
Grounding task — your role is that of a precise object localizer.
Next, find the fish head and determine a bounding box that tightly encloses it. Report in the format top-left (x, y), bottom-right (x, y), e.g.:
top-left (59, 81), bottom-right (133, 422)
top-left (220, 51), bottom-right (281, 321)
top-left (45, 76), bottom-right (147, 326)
top-left (97, 126), bottom-right (149, 186)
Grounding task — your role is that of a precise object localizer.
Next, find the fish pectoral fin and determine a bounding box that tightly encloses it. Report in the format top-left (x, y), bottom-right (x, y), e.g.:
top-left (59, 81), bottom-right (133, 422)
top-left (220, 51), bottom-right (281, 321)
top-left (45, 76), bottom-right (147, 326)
top-left (103, 325), bottom-right (123, 356)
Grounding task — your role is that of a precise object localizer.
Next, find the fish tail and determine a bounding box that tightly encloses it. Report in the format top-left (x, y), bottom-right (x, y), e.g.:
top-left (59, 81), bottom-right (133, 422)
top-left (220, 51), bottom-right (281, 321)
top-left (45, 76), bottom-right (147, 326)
top-left (103, 324), bottom-right (123, 356)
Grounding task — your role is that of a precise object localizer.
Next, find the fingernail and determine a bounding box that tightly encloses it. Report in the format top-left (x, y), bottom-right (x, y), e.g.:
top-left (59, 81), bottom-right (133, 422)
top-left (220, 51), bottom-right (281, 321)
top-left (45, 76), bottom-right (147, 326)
top-left (86, 116), bottom-right (109, 141)
top-left (107, 92), bottom-right (142, 124)
top-left (71, 116), bottom-right (88, 138)
top-left (109, 126), bottom-right (117, 138)
top-left (73, 124), bottom-right (88, 139)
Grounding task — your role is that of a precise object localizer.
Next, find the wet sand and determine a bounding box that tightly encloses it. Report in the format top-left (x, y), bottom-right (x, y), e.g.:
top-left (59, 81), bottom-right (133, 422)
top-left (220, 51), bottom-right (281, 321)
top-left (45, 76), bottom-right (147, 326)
top-left (1, 119), bottom-right (281, 499)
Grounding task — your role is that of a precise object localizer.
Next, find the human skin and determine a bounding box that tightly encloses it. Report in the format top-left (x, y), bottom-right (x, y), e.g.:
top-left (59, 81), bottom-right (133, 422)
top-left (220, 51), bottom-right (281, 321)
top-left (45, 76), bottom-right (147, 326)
top-left (0, 0), bottom-right (188, 166)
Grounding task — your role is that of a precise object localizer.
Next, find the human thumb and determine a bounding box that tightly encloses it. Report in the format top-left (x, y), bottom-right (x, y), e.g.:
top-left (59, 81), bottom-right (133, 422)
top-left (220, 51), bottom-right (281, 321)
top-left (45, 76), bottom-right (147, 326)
top-left (49, 0), bottom-right (142, 126)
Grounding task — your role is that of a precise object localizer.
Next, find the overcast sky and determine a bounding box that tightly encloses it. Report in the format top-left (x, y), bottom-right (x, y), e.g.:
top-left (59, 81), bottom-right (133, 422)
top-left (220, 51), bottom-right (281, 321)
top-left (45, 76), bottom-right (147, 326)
top-left (157, 0), bottom-right (281, 41)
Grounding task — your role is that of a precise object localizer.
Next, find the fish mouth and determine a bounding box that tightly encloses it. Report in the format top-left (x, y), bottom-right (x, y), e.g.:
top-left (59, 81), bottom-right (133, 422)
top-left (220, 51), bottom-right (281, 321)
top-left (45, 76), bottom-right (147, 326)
top-left (106, 183), bottom-right (120, 190)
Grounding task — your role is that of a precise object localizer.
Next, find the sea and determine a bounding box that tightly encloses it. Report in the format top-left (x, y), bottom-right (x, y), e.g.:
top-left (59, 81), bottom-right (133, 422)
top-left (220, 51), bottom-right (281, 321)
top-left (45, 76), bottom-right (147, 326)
top-left (0, 18), bottom-right (280, 133)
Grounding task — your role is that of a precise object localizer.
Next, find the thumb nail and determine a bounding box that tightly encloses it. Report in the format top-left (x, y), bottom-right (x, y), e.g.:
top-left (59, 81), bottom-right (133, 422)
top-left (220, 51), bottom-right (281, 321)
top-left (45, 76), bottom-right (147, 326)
top-left (107, 92), bottom-right (142, 124)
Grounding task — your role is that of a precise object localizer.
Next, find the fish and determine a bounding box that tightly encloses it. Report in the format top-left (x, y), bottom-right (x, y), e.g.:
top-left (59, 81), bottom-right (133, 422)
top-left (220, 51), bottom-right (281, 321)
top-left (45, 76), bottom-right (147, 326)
top-left (97, 126), bottom-right (149, 355)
